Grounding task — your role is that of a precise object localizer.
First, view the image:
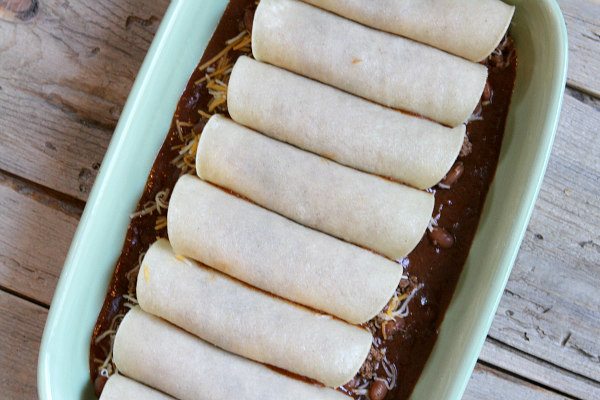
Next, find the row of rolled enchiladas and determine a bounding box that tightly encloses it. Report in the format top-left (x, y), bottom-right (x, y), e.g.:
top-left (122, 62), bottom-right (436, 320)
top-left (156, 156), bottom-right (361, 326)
top-left (100, 0), bottom-right (514, 398)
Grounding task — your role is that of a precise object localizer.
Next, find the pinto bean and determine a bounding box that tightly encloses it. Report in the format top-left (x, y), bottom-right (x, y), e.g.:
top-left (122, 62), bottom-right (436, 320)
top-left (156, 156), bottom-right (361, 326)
top-left (369, 379), bottom-right (389, 400)
top-left (440, 162), bottom-right (464, 188)
top-left (428, 227), bottom-right (455, 249)
top-left (94, 374), bottom-right (108, 397)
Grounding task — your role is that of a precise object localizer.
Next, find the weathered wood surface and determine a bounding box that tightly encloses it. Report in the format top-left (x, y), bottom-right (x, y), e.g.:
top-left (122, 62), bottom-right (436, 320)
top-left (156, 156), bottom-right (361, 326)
top-left (0, 171), bottom-right (80, 305)
top-left (0, 290), bottom-right (47, 400)
top-left (0, 0), bottom-right (169, 200)
top-left (0, 0), bottom-right (39, 23)
top-left (464, 363), bottom-right (570, 400)
top-left (1, 94), bottom-right (596, 398)
top-left (487, 92), bottom-right (600, 393)
top-left (0, 289), bottom-right (568, 400)
top-left (559, 0), bottom-right (600, 97)
top-left (0, 0), bottom-right (598, 399)
top-left (480, 338), bottom-right (600, 400)
top-left (0, 0), bottom-right (596, 202)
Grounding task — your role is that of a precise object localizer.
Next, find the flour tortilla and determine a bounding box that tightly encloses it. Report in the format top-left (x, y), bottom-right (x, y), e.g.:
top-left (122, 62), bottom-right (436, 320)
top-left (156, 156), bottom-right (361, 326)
top-left (301, 0), bottom-right (515, 62)
top-left (99, 374), bottom-right (175, 400)
top-left (167, 175), bottom-right (401, 324)
top-left (228, 57), bottom-right (465, 189)
top-left (113, 308), bottom-right (349, 400)
top-left (197, 115), bottom-right (434, 259)
top-left (137, 239), bottom-right (372, 387)
top-left (252, 0), bottom-right (487, 127)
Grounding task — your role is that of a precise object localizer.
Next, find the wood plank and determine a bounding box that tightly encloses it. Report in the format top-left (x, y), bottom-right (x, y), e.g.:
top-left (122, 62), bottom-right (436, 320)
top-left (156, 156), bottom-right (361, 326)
top-left (0, 290), bottom-right (47, 400)
top-left (559, 0), bottom-right (600, 97)
top-left (480, 337), bottom-right (600, 400)
top-left (0, 171), bottom-right (80, 305)
top-left (0, 0), bottom-right (597, 202)
top-left (487, 91), bottom-right (600, 384)
top-left (2, 176), bottom-right (588, 399)
top-left (0, 286), bottom-right (563, 400)
top-left (0, 0), bottom-right (169, 200)
top-left (464, 363), bottom-right (570, 400)
top-left (0, 81), bottom-right (111, 201)
top-left (0, 0), bottom-right (38, 23)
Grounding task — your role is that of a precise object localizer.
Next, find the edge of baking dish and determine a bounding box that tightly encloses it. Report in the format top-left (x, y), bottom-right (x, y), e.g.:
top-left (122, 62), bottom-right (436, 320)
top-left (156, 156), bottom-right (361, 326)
top-left (38, 1), bottom-right (229, 399)
top-left (38, 0), bottom-right (568, 399)
top-left (410, 0), bottom-right (567, 398)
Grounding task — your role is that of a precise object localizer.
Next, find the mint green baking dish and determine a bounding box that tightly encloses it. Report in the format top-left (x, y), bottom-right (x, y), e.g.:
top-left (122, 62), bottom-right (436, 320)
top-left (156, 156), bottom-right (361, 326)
top-left (37, 0), bottom-right (567, 399)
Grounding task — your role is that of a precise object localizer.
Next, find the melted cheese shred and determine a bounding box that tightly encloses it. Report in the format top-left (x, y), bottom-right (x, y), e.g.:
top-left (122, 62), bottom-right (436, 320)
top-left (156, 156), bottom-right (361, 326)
top-left (113, 307), bottom-right (350, 400)
top-left (252, 0), bottom-right (487, 127)
top-left (137, 239), bottom-right (372, 387)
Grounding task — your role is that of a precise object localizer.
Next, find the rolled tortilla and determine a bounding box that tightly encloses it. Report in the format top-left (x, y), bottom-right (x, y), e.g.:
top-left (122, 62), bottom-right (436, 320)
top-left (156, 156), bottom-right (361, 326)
top-left (137, 239), bottom-right (372, 387)
top-left (99, 375), bottom-right (175, 400)
top-left (228, 57), bottom-right (465, 189)
top-left (113, 308), bottom-right (349, 400)
top-left (197, 115), bottom-right (434, 260)
top-left (301, 0), bottom-right (514, 62)
top-left (168, 175), bottom-right (401, 324)
top-left (252, 0), bottom-right (487, 127)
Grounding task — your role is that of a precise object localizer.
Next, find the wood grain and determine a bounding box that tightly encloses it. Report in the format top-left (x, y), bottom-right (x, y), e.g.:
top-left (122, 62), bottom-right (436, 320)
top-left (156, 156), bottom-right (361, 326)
top-left (0, 80), bottom-right (111, 201)
top-left (0, 290), bottom-right (47, 400)
top-left (0, 0), bottom-right (38, 23)
top-left (0, 0), bottom-right (169, 200)
top-left (0, 171), bottom-right (80, 305)
top-left (480, 337), bottom-right (600, 400)
top-left (0, 0), bottom-right (596, 203)
top-left (464, 363), bottom-right (569, 400)
top-left (0, 91), bottom-right (596, 399)
top-left (0, 288), bottom-right (568, 400)
top-left (487, 92), bottom-right (600, 385)
top-left (559, 0), bottom-right (600, 97)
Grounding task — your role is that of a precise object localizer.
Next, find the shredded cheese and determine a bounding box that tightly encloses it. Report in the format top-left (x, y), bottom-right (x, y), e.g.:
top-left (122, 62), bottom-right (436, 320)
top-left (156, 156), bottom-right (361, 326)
top-left (198, 110), bottom-right (213, 120)
top-left (143, 265), bottom-right (150, 283)
top-left (155, 216), bottom-right (167, 231)
top-left (129, 188), bottom-right (170, 219)
top-left (95, 25), bottom-right (255, 383)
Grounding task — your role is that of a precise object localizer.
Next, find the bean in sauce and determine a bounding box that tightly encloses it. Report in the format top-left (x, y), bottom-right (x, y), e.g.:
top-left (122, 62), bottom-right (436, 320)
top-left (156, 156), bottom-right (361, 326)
top-left (369, 380), bottom-right (389, 400)
top-left (440, 161), bottom-right (465, 188)
top-left (94, 375), bottom-right (108, 397)
top-left (428, 227), bottom-right (455, 249)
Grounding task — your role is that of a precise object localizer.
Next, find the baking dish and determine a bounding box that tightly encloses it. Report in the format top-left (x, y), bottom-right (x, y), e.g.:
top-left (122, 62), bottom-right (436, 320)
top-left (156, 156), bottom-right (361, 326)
top-left (37, 0), bottom-right (567, 399)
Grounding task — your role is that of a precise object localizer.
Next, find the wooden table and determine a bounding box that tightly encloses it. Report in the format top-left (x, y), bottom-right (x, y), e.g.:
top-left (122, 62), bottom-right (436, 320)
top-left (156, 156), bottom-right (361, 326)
top-left (0, 0), bottom-right (598, 398)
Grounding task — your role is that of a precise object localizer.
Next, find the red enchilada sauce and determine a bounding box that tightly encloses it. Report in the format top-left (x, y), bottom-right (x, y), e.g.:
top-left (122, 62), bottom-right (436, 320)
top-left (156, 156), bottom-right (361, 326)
top-left (89, 1), bottom-right (517, 399)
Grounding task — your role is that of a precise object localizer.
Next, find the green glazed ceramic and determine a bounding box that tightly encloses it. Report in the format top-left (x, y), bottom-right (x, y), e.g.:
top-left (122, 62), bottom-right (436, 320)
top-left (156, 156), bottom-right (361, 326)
top-left (38, 0), bottom-right (567, 399)
top-left (411, 0), bottom-right (567, 398)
